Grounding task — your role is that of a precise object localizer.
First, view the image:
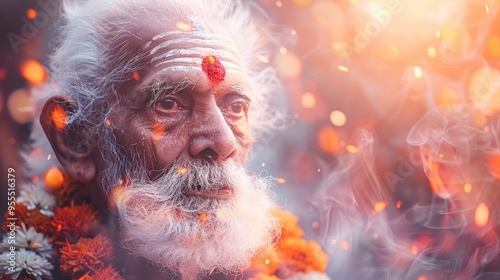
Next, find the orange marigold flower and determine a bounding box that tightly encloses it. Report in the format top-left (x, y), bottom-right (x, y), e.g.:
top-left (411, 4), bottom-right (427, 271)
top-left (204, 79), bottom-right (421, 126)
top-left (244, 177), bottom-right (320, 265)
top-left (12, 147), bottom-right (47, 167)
top-left (55, 181), bottom-right (91, 207)
top-left (270, 207), bottom-right (304, 240)
top-left (79, 265), bottom-right (124, 280)
top-left (249, 273), bottom-right (281, 280)
top-left (51, 203), bottom-right (100, 246)
top-left (59, 234), bottom-right (114, 277)
top-left (2, 203), bottom-right (52, 233)
top-left (277, 237), bottom-right (329, 276)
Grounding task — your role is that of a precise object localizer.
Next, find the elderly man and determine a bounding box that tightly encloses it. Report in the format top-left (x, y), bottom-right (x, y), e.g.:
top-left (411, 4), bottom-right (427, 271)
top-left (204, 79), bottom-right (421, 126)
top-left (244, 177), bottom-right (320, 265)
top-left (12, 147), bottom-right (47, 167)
top-left (4, 0), bottom-right (284, 279)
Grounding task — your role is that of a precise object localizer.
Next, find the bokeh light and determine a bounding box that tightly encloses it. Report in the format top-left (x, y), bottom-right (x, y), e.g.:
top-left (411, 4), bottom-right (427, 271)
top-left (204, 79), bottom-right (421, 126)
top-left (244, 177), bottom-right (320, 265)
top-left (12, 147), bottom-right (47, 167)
top-left (7, 88), bottom-right (34, 124)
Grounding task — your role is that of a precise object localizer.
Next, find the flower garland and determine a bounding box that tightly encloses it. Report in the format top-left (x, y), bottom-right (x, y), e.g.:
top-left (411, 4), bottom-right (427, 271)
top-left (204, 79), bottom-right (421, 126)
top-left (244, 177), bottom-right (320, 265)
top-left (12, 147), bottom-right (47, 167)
top-left (1, 170), bottom-right (330, 279)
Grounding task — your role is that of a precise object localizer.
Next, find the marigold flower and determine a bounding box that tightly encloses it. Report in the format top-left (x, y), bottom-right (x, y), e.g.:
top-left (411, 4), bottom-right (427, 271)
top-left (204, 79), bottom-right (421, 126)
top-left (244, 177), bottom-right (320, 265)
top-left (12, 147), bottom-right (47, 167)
top-left (2, 203), bottom-right (52, 234)
top-left (55, 181), bottom-right (91, 207)
top-left (83, 265), bottom-right (124, 280)
top-left (270, 207), bottom-right (304, 240)
top-left (249, 273), bottom-right (281, 280)
top-left (59, 234), bottom-right (114, 277)
top-left (51, 203), bottom-right (100, 246)
top-left (277, 237), bottom-right (329, 276)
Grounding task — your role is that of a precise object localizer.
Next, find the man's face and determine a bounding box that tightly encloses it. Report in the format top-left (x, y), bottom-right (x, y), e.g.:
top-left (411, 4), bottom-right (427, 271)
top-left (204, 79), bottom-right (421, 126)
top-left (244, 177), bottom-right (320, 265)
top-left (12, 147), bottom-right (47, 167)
top-left (97, 18), bottom-right (277, 274)
top-left (108, 19), bottom-right (253, 184)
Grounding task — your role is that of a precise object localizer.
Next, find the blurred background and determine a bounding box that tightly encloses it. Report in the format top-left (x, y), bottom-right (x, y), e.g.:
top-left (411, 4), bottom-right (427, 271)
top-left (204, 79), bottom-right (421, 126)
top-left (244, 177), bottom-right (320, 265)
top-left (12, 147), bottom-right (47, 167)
top-left (2, 0), bottom-right (500, 279)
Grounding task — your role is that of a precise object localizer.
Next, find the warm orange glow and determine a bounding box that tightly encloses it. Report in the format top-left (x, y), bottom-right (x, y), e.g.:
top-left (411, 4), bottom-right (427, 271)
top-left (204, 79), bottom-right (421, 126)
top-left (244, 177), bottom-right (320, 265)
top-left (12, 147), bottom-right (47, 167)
top-left (109, 183), bottom-right (127, 210)
top-left (32, 175), bottom-right (39, 183)
top-left (105, 119), bottom-right (111, 126)
top-left (346, 145), bottom-right (358, 154)
top-left (414, 66), bottom-right (423, 79)
top-left (199, 213), bottom-right (208, 223)
top-left (276, 1), bottom-right (283, 7)
top-left (8, 89), bottom-right (34, 124)
top-left (396, 200), bottom-right (402, 209)
top-left (276, 178), bottom-right (286, 184)
top-left (43, 167), bottom-right (64, 190)
top-left (337, 65), bottom-right (349, 72)
top-left (435, 87), bottom-right (461, 110)
top-left (312, 221), bottom-right (320, 228)
top-left (417, 276), bottom-right (427, 280)
top-left (330, 110), bottom-right (346, 127)
top-left (475, 202), bottom-right (489, 227)
top-left (32, 242), bottom-right (38, 248)
top-left (132, 71), bottom-right (140, 81)
top-left (292, 0), bottom-right (312, 5)
top-left (487, 35), bottom-right (500, 57)
top-left (26, 9), bottom-right (37, 19)
top-left (176, 167), bottom-right (188, 175)
top-left (275, 51), bottom-right (302, 78)
top-left (468, 66), bottom-right (500, 114)
top-left (411, 244), bottom-right (419, 255)
top-left (51, 104), bottom-right (67, 131)
top-left (301, 92), bottom-right (316, 108)
top-left (175, 22), bottom-right (192, 32)
top-left (318, 126), bottom-right (339, 154)
top-left (374, 201), bottom-right (388, 213)
top-left (56, 224), bottom-right (62, 232)
top-left (464, 183), bottom-right (472, 193)
top-left (486, 153), bottom-right (500, 180)
top-left (427, 46), bottom-right (437, 58)
top-left (339, 240), bottom-right (350, 251)
top-left (152, 122), bottom-right (165, 142)
top-left (20, 59), bottom-right (46, 84)
top-left (257, 55), bottom-right (269, 64)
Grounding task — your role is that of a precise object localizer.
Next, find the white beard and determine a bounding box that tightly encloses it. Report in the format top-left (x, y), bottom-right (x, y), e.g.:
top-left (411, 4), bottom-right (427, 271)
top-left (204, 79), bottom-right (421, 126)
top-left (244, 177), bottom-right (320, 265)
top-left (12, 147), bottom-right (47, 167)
top-left (112, 160), bottom-right (278, 274)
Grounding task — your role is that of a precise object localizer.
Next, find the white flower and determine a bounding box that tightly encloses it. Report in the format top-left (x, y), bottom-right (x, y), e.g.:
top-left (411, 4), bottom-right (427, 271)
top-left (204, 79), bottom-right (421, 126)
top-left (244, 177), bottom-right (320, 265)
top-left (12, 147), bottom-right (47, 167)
top-left (17, 184), bottom-right (56, 216)
top-left (286, 271), bottom-right (331, 280)
top-left (1, 223), bottom-right (53, 259)
top-left (0, 248), bottom-right (53, 280)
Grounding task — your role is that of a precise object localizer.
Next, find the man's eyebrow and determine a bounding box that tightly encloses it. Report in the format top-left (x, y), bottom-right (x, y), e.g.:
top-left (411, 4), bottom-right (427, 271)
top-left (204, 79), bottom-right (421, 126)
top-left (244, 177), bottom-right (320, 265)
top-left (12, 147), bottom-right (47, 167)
top-left (144, 77), bottom-right (192, 107)
top-left (226, 83), bottom-right (252, 102)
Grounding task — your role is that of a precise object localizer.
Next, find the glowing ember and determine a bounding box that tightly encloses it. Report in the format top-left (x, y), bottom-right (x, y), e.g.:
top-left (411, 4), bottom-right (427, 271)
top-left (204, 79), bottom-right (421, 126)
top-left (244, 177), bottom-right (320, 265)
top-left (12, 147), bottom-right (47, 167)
top-left (20, 59), bottom-right (46, 84)
top-left (411, 244), bottom-right (419, 255)
top-left (413, 66), bottom-right (422, 79)
top-left (276, 1), bottom-right (283, 8)
top-left (175, 22), bottom-right (192, 32)
top-left (32, 175), bottom-right (39, 183)
top-left (373, 201), bottom-right (388, 213)
top-left (201, 55), bottom-right (225, 86)
top-left (339, 240), bottom-right (350, 251)
top-left (26, 9), bottom-right (37, 19)
top-left (475, 202), bottom-right (489, 227)
top-left (176, 167), bottom-right (188, 175)
top-left (32, 242), bottom-right (38, 248)
top-left (276, 178), bottom-right (286, 184)
top-left (51, 104), bottom-right (67, 131)
top-left (44, 167), bottom-right (64, 190)
top-left (464, 183), bottom-right (472, 193)
top-left (337, 65), bottom-right (349, 72)
top-left (346, 145), bottom-right (358, 154)
top-left (8, 88), bottom-right (34, 124)
top-left (330, 110), bottom-right (347, 127)
top-left (396, 200), bottom-right (402, 209)
top-left (152, 122), bottom-right (165, 142)
top-left (56, 224), bottom-right (62, 232)
top-left (105, 119), bottom-right (111, 126)
top-left (199, 213), bottom-right (208, 223)
top-left (486, 153), bottom-right (500, 180)
top-left (132, 71), bottom-right (140, 81)
top-left (257, 55), bottom-right (269, 63)
top-left (301, 92), bottom-right (316, 108)
top-left (318, 126), bottom-right (339, 154)
top-left (109, 183), bottom-right (127, 210)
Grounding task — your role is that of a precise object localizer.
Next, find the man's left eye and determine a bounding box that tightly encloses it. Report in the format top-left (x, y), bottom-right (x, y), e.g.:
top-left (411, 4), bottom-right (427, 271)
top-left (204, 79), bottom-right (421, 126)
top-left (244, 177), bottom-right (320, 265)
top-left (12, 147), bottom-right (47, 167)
top-left (223, 100), bottom-right (247, 117)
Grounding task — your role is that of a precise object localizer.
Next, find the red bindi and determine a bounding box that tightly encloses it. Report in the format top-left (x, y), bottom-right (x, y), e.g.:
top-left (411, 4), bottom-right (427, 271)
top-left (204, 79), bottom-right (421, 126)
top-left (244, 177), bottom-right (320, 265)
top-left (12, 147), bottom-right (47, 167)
top-left (202, 55), bottom-right (225, 86)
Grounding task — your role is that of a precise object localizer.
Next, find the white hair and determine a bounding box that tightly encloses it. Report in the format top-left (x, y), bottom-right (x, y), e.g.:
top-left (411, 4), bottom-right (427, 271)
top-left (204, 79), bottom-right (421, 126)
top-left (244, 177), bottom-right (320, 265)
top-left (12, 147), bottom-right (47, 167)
top-left (25, 0), bottom-right (284, 184)
top-left (115, 159), bottom-right (279, 274)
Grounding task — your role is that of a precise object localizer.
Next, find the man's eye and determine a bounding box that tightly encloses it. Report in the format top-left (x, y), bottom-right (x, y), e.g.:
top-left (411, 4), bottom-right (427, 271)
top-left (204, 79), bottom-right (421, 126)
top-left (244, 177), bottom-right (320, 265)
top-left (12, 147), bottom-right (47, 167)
top-left (224, 100), bottom-right (247, 117)
top-left (157, 98), bottom-right (181, 111)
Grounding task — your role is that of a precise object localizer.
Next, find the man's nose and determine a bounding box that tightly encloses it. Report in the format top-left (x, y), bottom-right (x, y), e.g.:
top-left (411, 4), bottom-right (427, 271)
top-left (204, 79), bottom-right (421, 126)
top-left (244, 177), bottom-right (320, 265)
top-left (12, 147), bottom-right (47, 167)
top-left (189, 103), bottom-right (237, 162)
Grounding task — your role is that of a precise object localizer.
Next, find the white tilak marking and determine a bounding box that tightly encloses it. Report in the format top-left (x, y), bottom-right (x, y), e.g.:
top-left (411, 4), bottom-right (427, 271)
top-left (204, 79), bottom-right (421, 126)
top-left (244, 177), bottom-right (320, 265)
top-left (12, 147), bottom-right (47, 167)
top-left (158, 65), bottom-right (242, 75)
top-left (151, 30), bottom-right (232, 42)
top-left (154, 57), bottom-right (243, 72)
top-left (151, 48), bottom-right (240, 63)
top-left (150, 38), bottom-right (240, 56)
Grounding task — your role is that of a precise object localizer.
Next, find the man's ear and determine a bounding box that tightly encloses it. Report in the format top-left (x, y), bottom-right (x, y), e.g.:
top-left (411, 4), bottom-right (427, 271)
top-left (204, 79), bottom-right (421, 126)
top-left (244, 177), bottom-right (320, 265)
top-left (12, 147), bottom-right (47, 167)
top-left (40, 97), bottom-right (96, 183)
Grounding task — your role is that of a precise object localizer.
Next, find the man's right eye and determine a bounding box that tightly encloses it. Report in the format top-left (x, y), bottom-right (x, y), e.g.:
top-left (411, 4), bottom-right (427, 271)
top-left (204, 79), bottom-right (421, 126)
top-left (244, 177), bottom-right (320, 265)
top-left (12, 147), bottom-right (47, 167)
top-left (157, 98), bottom-right (181, 111)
